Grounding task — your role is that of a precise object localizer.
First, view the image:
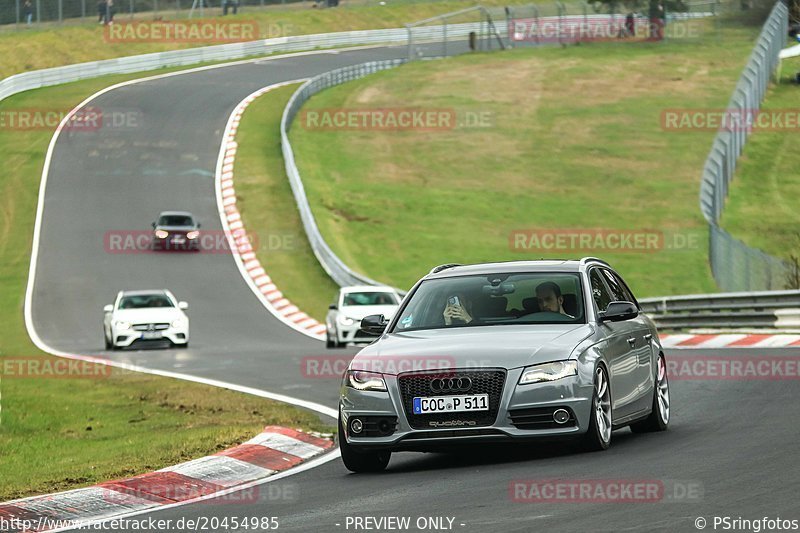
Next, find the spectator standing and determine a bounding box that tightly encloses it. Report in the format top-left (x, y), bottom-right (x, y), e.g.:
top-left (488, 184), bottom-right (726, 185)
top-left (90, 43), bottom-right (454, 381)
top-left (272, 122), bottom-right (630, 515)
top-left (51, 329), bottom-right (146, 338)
top-left (222, 0), bottom-right (238, 15)
top-left (97, 0), bottom-right (106, 23)
top-left (105, 0), bottom-right (114, 24)
top-left (23, 0), bottom-right (33, 25)
top-left (625, 12), bottom-right (635, 37)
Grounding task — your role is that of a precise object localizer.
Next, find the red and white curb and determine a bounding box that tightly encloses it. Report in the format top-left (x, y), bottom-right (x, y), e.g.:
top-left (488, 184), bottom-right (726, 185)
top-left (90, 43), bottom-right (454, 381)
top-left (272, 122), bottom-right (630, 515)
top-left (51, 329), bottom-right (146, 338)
top-left (0, 427), bottom-right (333, 532)
top-left (215, 80), bottom-right (328, 341)
top-left (659, 334), bottom-right (800, 349)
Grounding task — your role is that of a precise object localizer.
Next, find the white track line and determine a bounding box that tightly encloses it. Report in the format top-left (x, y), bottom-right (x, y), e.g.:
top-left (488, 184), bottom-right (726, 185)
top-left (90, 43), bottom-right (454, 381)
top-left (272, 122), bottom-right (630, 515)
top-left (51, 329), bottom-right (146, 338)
top-left (18, 51), bottom-right (367, 532)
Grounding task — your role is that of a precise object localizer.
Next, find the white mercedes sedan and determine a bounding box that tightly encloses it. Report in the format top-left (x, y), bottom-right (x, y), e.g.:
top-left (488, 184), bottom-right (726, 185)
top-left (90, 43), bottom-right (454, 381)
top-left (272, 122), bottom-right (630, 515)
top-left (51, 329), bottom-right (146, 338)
top-left (326, 286), bottom-right (401, 348)
top-left (103, 289), bottom-right (189, 350)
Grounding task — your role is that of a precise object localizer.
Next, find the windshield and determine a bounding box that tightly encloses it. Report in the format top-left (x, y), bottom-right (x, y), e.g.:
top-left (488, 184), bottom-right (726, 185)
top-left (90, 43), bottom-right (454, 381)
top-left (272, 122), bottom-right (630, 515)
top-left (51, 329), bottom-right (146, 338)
top-left (391, 273), bottom-right (585, 332)
top-left (118, 294), bottom-right (174, 309)
top-left (342, 291), bottom-right (398, 306)
top-left (158, 215), bottom-right (194, 227)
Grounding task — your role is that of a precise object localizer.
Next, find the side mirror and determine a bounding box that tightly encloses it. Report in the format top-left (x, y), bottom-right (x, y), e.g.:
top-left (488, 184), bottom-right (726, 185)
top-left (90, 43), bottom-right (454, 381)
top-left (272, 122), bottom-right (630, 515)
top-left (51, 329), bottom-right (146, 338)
top-left (360, 314), bottom-right (388, 336)
top-left (598, 301), bottom-right (638, 323)
top-left (151, 222), bottom-right (156, 229)
top-left (103, 304), bottom-right (113, 313)
top-left (197, 222), bottom-right (202, 228)
top-left (178, 301), bottom-right (189, 310)
top-left (328, 303), bottom-right (337, 310)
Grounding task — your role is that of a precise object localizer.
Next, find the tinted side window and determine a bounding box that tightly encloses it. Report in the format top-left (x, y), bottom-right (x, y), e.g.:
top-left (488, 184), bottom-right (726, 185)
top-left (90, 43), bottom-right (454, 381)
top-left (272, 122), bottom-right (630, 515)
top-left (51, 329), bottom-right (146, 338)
top-left (609, 270), bottom-right (638, 306)
top-left (601, 269), bottom-right (627, 302)
top-left (589, 270), bottom-right (612, 311)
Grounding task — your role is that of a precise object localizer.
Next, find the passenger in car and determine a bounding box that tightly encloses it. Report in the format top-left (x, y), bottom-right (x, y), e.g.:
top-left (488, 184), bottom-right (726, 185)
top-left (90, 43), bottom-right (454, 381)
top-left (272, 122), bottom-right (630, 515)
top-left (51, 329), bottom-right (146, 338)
top-left (535, 282), bottom-right (575, 318)
top-left (442, 292), bottom-right (476, 325)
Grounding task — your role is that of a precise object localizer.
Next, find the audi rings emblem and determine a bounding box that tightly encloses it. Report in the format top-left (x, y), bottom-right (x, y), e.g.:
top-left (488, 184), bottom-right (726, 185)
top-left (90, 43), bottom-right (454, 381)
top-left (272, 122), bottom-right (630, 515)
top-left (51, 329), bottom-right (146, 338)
top-left (430, 376), bottom-right (472, 393)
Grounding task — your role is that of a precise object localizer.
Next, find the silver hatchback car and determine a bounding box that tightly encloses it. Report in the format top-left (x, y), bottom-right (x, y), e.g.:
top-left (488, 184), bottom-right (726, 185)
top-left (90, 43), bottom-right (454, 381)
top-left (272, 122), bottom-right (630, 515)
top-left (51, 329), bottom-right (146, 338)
top-left (338, 258), bottom-right (670, 472)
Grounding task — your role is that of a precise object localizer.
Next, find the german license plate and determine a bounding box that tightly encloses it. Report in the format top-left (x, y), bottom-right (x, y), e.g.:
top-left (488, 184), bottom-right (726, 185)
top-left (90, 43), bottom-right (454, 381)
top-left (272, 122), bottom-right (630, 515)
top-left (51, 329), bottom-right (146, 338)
top-left (172, 236), bottom-right (185, 244)
top-left (141, 331), bottom-right (162, 340)
top-left (413, 394), bottom-right (489, 414)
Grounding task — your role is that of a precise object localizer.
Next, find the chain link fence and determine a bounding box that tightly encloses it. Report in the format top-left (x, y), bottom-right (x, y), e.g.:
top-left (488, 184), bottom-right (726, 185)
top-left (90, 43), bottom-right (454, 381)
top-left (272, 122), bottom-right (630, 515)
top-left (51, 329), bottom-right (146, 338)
top-left (699, 0), bottom-right (790, 291)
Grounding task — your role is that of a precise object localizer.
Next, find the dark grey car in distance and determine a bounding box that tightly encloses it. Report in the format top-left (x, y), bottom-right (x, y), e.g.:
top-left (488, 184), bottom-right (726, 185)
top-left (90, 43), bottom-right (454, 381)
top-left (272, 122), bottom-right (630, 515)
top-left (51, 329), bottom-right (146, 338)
top-left (338, 258), bottom-right (670, 473)
top-left (151, 211), bottom-right (201, 251)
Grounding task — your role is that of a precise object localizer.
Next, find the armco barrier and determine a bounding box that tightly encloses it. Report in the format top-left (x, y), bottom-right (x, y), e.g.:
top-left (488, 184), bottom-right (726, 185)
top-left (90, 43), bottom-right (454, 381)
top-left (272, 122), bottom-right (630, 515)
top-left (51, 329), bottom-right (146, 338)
top-left (640, 290), bottom-right (800, 330)
top-left (0, 23), bottom-right (497, 104)
top-left (280, 60), bottom-right (408, 289)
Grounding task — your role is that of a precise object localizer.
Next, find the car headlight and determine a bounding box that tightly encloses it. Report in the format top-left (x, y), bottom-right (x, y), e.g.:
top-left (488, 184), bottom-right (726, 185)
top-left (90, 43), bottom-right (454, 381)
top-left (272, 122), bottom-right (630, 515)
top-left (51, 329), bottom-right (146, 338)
top-left (171, 318), bottom-right (187, 328)
top-left (114, 320), bottom-right (131, 330)
top-left (186, 231), bottom-right (199, 240)
top-left (154, 230), bottom-right (169, 239)
top-left (519, 361), bottom-right (578, 385)
top-left (338, 315), bottom-right (357, 326)
top-left (345, 370), bottom-right (387, 392)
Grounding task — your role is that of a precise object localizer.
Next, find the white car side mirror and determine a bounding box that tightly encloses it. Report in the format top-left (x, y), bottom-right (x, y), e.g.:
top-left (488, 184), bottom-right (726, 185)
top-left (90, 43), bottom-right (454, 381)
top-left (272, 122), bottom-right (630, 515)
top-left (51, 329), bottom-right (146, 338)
top-left (103, 304), bottom-right (113, 313)
top-left (178, 301), bottom-right (189, 310)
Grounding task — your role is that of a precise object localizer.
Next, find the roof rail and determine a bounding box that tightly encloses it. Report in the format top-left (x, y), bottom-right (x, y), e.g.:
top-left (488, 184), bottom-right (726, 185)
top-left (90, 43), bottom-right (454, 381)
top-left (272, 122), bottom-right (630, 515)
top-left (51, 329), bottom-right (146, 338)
top-left (429, 263), bottom-right (462, 274)
top-left (580, 256), bottom-right (611, 266)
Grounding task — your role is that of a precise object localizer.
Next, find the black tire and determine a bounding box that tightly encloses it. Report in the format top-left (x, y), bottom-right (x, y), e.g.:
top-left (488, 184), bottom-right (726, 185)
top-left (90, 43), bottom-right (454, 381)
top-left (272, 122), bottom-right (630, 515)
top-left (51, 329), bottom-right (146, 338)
top-left (582, 365), bottom-right (612, 452)
top-left (338, 417), bottom-right (390, 473)
top-left (104, 330), bottom-right (112, 350)
top-left (326, 329), bottom-right (339, 349)
top-left (631, 353), bottom-right (670, 433)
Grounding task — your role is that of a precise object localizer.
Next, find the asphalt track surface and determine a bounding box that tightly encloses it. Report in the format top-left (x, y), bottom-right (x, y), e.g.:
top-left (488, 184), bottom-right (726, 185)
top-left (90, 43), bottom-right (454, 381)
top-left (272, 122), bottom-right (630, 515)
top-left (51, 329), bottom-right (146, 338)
top-left (29, 45), bottom-right (800, 532)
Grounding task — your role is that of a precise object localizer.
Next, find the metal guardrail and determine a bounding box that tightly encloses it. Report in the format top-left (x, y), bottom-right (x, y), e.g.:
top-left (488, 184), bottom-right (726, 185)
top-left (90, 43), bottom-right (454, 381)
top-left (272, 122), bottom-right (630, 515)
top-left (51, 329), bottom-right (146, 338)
top-left (280, 60), bottom-right (409, 289)
top-left (699, 1), bottom-right (791, 292)
top-left (0, 27), bottom-right (447, 104)
top-left (640, 290), bottom-right (800, 330)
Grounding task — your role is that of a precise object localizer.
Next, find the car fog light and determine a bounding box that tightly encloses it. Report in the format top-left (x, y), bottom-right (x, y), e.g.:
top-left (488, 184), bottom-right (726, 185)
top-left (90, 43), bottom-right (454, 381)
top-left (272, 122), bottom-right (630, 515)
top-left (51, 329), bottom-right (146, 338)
top-left (553, 409), bottom-right (570, 424)
top-left (350, 418), bottom-right (363, 434)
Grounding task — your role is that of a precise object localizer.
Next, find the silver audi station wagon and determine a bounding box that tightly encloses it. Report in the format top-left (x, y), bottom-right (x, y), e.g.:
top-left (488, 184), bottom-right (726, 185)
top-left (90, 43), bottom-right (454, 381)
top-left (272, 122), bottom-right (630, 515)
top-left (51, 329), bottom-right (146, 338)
top-left (338, 258), bottom-right (670, 472)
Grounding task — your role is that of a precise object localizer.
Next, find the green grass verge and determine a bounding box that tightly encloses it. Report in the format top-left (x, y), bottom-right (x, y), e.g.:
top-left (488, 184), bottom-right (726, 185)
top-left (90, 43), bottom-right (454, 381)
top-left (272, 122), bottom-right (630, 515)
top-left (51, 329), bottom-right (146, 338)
top-left (234, 83), bottom-right (340, 323)
top-left (284, 23), bottom-right (762, 301)
top-left (720, 66), bottom-right (800, 264)
top-left (0, 69), bottom-right (332, 502)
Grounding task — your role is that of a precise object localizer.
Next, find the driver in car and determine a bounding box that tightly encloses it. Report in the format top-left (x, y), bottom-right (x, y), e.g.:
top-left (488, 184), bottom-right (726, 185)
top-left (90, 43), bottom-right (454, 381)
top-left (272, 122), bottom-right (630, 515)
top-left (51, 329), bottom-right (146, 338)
top-left (443, 293), bottom-right (476, 325)
top-left (535, 282), bottom-right (574, 318)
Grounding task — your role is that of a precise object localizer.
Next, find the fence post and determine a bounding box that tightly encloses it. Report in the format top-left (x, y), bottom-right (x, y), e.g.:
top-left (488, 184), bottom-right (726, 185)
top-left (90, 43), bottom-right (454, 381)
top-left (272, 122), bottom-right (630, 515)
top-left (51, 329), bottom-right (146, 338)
top-left (15, 0), bottom-right (20, 28)
top-left (58, 0), bottom-right (63, 23)
top-left (36, 0), bottom-right (40, 24)
top-left (81, 0), bottom-right (85, 22)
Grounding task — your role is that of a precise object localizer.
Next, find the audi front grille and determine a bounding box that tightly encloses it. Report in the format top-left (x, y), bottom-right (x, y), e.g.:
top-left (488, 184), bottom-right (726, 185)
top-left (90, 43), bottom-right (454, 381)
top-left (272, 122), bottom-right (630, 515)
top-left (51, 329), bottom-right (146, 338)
top-left (397, 369), bottom-right (506, 430)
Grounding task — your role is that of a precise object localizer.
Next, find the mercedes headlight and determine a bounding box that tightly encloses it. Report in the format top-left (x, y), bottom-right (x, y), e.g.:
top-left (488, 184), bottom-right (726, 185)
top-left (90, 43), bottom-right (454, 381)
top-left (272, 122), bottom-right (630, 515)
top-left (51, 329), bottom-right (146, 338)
top-left (345, 370), bottom-right (387, 392)
top-left (154, 230), bottom-right (169, 239)
top-left (186, 230), bottom-right (199, 240)
top-left (114, 320), bottom-right (131, 330)
top-left (171, 318), bottom-right (187, 328)
top-left (519, 361), bottom-right (578, 385)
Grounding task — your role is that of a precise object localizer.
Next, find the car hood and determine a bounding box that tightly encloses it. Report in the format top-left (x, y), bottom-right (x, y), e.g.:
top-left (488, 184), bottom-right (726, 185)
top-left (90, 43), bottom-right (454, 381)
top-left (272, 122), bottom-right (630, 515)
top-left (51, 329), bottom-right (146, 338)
top-left (113, 308), bottom-right (185, 323)
top-left (338, 305), bottom-right (399, 321)
top-left (351, 324), bottom-right (594, 373)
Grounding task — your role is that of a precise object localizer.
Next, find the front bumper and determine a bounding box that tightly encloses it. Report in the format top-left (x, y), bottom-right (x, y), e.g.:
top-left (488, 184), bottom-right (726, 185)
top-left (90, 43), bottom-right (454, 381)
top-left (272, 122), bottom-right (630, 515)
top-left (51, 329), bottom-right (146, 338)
top-left (112, 324), bottom-right (189, 348)
top-left (152, 234), bottom-right (199, 251)
top-left (332, 323), bottom-right (378, 344)
top-left (339, 368), bottom-right (593, 452)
